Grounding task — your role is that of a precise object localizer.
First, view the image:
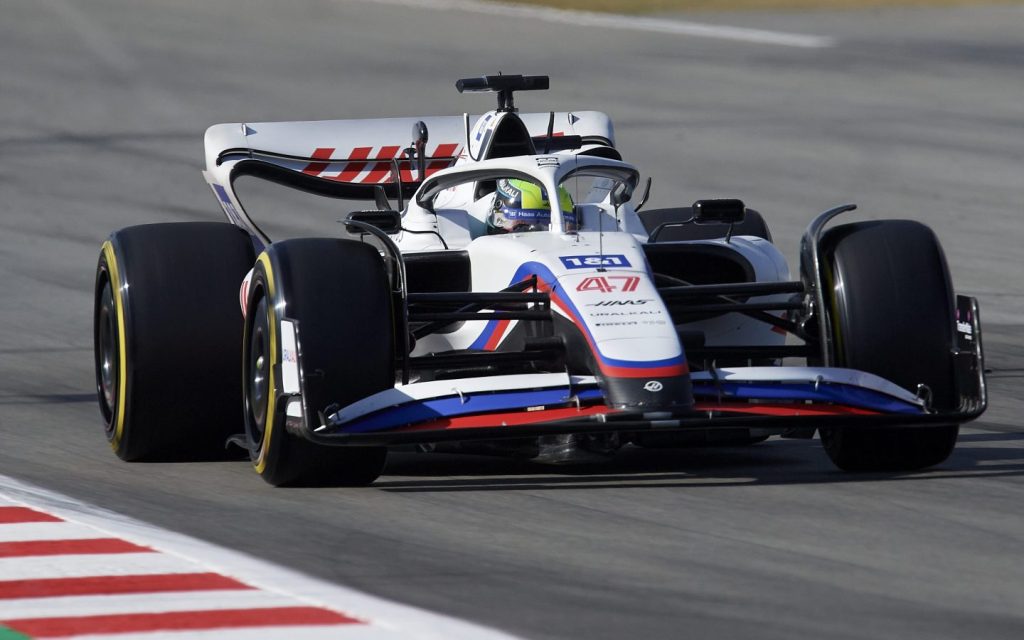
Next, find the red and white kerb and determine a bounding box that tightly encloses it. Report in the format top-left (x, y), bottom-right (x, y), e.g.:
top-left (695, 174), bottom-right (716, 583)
top-left (0, 479), bottom-right (521, 640)
top-left (0, 497), bottom-right (406, 639)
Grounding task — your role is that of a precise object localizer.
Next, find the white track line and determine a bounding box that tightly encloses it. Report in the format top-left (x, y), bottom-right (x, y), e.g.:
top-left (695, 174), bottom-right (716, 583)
top-left (355, 0), bottom-right (835, 48)
top-left (0, 475), bottom-right (521, 640)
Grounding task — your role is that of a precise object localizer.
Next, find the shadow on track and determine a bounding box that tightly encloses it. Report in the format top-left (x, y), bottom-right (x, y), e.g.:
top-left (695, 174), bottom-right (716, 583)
top-left (0, 392), bottom-right (96, 405)
top-left (375, 427), bottom-right (1024, 492)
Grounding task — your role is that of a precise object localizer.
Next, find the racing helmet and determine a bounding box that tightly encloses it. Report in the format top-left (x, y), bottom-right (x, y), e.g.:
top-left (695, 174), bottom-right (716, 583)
top-left (488, 178), bottom-right (575, 234)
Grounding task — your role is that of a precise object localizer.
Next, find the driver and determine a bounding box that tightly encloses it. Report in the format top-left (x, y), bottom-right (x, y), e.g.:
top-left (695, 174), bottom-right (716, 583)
top-left (487, 178), bottom-right (576, 234)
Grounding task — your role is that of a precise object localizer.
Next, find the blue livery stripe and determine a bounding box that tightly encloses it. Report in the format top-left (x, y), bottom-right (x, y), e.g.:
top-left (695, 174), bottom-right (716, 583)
top-left (692, 382), bottom-right (924, 414)
top-left (468, 318), bottom-right (504, 350)
top-left (337, 380), bottom-right (920, 434)
top-left (340, 388), bottom-right (604, 433)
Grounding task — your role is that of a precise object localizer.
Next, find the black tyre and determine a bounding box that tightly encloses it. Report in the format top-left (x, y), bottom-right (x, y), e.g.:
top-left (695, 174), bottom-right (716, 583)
top-left (818, 220), bottom-right (959, 471)
top-left (94, 223), bottom-right (256, 460)
top-left (243, 238), bottom-right (392, 486)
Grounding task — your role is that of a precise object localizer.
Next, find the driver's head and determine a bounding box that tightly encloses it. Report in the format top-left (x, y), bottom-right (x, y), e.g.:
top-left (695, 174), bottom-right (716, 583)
top-left (488, 178), bottom-right (575, 234)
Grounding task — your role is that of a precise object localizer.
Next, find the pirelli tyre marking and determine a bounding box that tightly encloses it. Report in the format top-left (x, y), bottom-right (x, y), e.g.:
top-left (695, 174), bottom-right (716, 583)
top-left (253, 252), bottom-right (278, 476)
top-left (100, 240), bottom-right (129, 451)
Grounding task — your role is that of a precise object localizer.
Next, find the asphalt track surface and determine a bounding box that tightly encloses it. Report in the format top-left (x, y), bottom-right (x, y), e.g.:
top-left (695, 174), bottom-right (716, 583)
top-left (2, 1), bottom-right (1023, 638)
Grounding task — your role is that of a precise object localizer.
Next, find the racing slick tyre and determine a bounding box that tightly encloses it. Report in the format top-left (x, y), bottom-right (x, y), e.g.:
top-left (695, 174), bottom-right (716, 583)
top-left (244, 239), bottom-right (391, 487)
top-left (94, 223), bottom-right (256, 461)
top-left (818, 220), bottom-right (959, 471)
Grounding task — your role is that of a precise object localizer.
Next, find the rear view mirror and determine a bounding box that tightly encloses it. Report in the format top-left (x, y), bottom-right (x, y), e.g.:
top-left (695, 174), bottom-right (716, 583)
top-left (693, 199), bottom-right (746, 225)
top-left (347, 210), bottom-right (402, 234)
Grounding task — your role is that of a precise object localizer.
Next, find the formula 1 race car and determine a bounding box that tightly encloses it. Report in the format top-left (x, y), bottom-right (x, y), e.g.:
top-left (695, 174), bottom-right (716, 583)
top-left (93, 75), bottom-right (986, 486)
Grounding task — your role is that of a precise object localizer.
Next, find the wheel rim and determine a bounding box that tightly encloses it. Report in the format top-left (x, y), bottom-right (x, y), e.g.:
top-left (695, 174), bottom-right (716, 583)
top-left (246, 296), bottom-right (270, 443)
top-left (96, 277), bottom-right (118, 432)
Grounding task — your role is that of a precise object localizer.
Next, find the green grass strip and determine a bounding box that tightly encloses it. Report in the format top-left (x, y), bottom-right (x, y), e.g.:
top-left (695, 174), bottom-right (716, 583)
top-left (0, 626), bottom-right (31, 640)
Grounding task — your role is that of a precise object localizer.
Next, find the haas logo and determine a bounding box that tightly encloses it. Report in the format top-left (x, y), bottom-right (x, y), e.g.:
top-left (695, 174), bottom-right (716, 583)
top-left (576, 276), bottom-right (640, 293)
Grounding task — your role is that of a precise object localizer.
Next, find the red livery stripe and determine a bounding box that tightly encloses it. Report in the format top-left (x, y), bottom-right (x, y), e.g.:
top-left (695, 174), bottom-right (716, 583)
top-left (0, 508), bottom-right (61, 525)
top-left (301, 147), bottom-right (335, 176)
top-left (482, 319), bottom-right (511, 351)
top-left (694, 402), bottom-right (878, 416)
top-left (425, 143), bottom-right (460, 176)
top-left (3, 606), bottom-right (361, 637)
top-left (599, 363), bottom-right (690, 378)
top-left (361, 146), bottom-right (402, 183)
top-left (0, 538), bottom-right (151, 558)
top-left (398, 405), bottom-right (616, 432)
top-left (305, 144), bottom-right (460, 183)
top-left (398, 157), bottom-right (415, 183)
top-left (335, 147), bottom-right (373, 182)
top-left (0, 573), bottom-right (251, 600)
top-left (395, 402), bottom-right (876, 432)
top-left (432, 142), bottom-right (460, 157)
top-left (395, 143), bottom-right (461, 183)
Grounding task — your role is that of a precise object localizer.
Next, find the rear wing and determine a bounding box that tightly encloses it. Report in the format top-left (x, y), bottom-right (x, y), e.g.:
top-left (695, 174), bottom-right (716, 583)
top-left (202, 112), bottom-right (615, 241)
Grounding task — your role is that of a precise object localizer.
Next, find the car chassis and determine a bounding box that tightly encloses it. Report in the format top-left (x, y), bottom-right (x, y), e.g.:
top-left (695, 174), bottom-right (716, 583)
top-left (95, 74), bottom-right (987, 483)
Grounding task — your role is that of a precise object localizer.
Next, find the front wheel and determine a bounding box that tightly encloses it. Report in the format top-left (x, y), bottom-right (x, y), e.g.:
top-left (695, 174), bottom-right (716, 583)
top-left (818, 220), bottom-right (959, 471)
top-left (243, 239), bottom-right (393, 486)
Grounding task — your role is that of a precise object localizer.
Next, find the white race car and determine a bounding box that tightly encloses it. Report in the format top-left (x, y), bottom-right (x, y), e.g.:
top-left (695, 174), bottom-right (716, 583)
top-left (93, 75), bottom-right (986, 485)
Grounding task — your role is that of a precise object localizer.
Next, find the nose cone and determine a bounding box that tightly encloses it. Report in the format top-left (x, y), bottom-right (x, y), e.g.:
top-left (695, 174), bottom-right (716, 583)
top-left (602, 373), bottom-right (693, 412)
top-left (592, 338), bottom-right (693, 411)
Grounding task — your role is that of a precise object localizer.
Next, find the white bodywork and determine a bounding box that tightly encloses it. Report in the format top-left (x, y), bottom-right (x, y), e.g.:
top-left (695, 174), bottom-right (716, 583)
top-left (205, 107), bottom-right (790, 372)
top-left (202, 102), bottom-right (817, 434)
top-left (202, 110), bottom-right (614, 230)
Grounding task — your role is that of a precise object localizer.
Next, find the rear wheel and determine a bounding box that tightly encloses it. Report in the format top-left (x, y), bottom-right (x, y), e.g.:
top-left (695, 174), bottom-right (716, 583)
top-left (243, 239), bottom-right (392, 486)
top-left (818, 220), bottom-right (959, 471)
top-left (93, 223), bottom-right (255, 460)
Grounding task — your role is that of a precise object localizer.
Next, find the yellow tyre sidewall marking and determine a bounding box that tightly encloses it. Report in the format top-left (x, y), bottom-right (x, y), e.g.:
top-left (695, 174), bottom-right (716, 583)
top-left (253, 252), bottom-right (277, 475)
top-left (101, 241), bottom-right (129, 451)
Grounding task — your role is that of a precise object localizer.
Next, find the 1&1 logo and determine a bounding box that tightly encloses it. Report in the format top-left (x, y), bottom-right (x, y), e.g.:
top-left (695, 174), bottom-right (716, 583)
top-left (559, 255), bottom-right (632, 269)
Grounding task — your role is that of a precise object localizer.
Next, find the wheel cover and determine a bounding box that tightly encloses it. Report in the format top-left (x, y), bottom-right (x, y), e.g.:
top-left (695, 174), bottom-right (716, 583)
top-left (246, 296), bottom-right (271, 444)
top-left (96, 277), bottom-right (118, 433)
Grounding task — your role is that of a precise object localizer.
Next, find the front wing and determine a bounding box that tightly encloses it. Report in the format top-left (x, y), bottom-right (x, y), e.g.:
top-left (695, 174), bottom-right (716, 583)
top-left (307, 363), bottom-right (985, 447)
top-left (282, 294), bottom-right (985, 448)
